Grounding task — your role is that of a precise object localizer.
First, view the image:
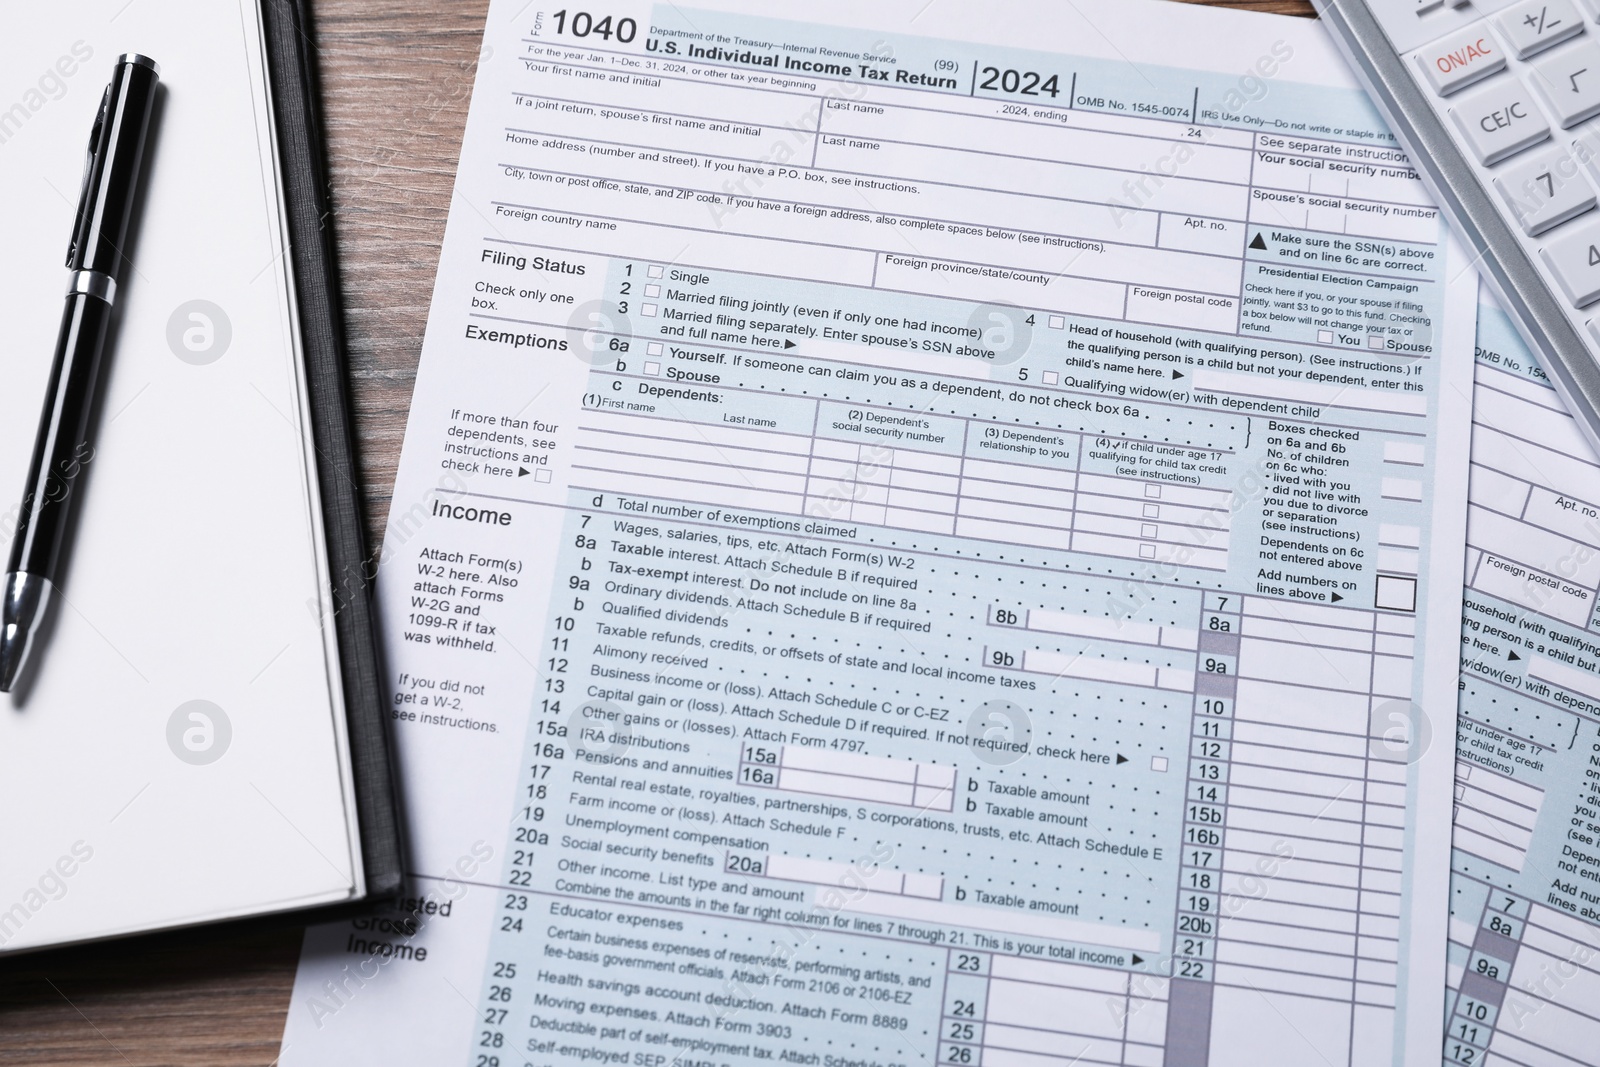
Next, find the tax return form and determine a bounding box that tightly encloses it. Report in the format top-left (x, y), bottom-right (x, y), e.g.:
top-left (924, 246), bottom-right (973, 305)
top-left (280, 1), bottom-right (1476, 1064)
top-left (1440, 292), bottom-right (1600, 1066)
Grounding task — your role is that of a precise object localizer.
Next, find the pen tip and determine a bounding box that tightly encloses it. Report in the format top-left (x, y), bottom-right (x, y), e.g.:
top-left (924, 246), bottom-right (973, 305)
top-left (0, 635), bottom-right (22, 693)
top-left (1, 574), bottom-right (52, 694)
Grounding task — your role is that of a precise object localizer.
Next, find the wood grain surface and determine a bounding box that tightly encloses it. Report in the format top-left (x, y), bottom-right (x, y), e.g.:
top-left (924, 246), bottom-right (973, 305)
top-left (0, 0), bottom-right (1313, 1063)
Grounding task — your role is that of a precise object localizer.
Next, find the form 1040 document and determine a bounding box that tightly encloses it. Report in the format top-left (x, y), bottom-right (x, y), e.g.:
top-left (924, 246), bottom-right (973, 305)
top-left (1441, 294), bottom-right (1600, 1067)
top-left (281, 2), bottom-right (1475, 1065)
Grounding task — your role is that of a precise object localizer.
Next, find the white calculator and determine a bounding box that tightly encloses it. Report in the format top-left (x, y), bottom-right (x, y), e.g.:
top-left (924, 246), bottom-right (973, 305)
top-left (1316, 0), bottom-right (1600, 447)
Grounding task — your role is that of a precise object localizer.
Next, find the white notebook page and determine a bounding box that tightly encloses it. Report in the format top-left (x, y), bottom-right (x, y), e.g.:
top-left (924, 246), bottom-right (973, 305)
top-left (0, 0), bottom-right (361, 950)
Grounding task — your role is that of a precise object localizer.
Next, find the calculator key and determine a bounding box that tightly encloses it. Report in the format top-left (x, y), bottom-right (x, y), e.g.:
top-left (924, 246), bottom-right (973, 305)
top-left (1494, 147), bottom-right (1597, 233)
top-left (1531, 40), bottom-right (1600, 125)
top-left (1451, 81), bottom-right (1553, 164)
top-left (1544, 220), bottom-right (1600, 305)
top-left (1566, 125), bottom-right (1600, 181)
top-left (1416, 0), bottom-right (1444, 11)
top-left (1499, 0), bottom-right (1585, 58)
top-left (1417, 26), bottom-right (1506, 96)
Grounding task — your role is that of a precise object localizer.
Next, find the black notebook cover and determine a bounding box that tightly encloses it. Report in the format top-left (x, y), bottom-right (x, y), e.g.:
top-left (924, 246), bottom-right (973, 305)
top-left (259, 0), bottom-right (405, 901)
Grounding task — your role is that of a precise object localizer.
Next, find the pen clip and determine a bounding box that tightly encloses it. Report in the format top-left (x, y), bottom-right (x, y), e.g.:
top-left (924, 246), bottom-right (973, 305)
top-left (66, 84), bottom-right (111, 270)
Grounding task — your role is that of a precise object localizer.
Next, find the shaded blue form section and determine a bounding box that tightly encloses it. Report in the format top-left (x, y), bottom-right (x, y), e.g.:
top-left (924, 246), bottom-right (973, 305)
top-left (1443, 297), bottom-right (1600, 1066)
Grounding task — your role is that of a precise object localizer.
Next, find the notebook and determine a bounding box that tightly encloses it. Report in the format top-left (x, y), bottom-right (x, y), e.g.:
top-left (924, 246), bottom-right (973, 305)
top-left (0, 0), bottom-right (401, 952)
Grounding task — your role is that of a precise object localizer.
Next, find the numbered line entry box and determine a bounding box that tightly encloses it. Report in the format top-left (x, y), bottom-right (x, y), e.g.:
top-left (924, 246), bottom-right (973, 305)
top-left (1376, 574), bottom-right (1418, 612)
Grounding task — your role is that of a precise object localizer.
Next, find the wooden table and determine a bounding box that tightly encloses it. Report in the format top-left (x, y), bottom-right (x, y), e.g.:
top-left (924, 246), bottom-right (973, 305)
top-left (0, 0), bottom-right (1313, 1062)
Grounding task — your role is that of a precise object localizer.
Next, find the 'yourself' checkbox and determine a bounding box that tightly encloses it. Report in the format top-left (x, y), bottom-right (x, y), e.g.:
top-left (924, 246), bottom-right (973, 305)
top-left (647, 342), bottom-right (663, 355)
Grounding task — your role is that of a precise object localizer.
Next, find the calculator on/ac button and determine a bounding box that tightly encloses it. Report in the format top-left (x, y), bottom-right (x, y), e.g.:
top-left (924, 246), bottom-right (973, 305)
top-left (1316, 0), bottom-right (1600, 450)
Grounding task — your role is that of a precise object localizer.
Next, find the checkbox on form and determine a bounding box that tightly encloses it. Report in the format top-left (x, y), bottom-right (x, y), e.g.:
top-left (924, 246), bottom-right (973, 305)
top-left (1376, 575), bottom-right (1418, 612)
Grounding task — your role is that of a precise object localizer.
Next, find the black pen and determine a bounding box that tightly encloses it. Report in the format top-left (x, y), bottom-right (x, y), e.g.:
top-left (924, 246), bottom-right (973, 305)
top-left (1, 55), bottom-right (160, 692)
